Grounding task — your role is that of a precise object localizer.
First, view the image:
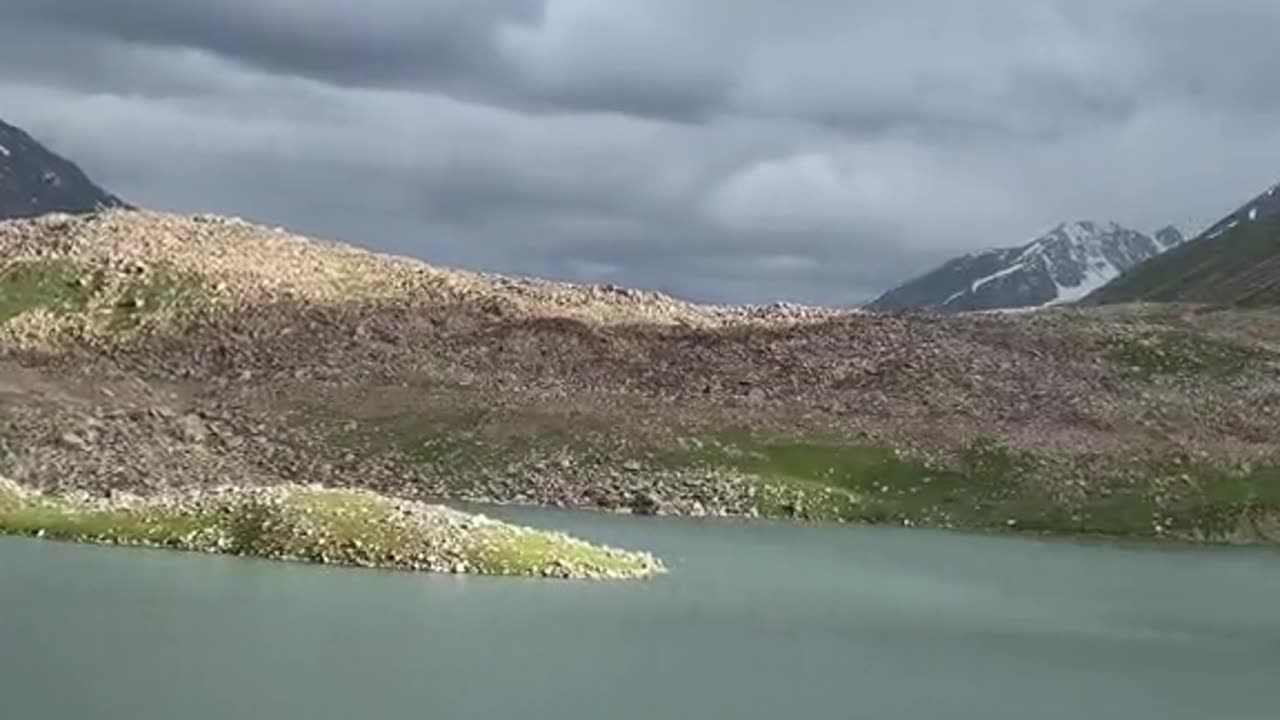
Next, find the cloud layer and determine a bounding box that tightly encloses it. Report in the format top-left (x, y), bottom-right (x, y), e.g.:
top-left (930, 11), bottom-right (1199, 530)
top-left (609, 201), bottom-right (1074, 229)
top-left (3, 0), bottom-right (1279, 304)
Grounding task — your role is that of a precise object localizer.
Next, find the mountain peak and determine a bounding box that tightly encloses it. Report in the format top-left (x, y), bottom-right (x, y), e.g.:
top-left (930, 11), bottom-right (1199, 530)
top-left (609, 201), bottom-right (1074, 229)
top-left (867, 220), bottom-right (1179, 313)
top-left (1057, 219), bottom-right (1118, 233)
top-left (0, 118), bottom-right (126, 220)
top-left (1154, 225), bottom-right (1185, 249)
top-left (1085, 178), bottom-right (1280, 307)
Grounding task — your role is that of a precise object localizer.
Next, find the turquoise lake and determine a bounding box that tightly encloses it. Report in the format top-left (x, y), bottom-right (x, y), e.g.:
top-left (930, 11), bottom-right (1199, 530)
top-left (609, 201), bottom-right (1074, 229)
top-left (4, 508), bottom-right (1280, 719)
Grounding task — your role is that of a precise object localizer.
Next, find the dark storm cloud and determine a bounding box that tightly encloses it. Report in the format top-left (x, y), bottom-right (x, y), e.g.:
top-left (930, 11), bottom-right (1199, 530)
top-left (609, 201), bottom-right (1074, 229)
top-left (2, 0), bottom-right (1279, 304)
top-left (5, 0), bottom-right (539, 94)
top-left (3, 0), bottom-right (732, 121)
top-left (0, 0), bottom-right (1146, 131)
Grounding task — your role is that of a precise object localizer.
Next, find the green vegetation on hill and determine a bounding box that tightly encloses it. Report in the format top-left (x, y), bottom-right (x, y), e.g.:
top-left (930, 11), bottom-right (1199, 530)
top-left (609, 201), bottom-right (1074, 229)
top-left (0, 258), bottom-right (214, 339)
top-left (322, 406), bottom-right (1280, 542)
top-left (663, 435), bottom-right (1035, 526)
top-left (661, 435), bottom-right (1280, 540)
top-left (1086, 217), bottom-right (1280, 306)
top-left (0, 260), bottom-right (95, 322)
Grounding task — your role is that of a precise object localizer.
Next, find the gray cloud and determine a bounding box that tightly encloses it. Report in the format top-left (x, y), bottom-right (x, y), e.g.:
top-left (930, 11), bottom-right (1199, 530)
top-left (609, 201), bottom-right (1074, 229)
top-left (5, 1), bottom-right (538, 93)
top-left (1133, 1), bottom-right (1280, 116)
top-left (2, 0), bottom-right (1279, 304)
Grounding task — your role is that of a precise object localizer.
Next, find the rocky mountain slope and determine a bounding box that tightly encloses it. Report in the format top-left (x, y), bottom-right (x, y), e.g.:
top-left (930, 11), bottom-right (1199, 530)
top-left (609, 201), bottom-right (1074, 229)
top-left (2, 210), bottom-right (1278, 542)
top-left (0, 119), bottom-right (126, 219)
top-left (1086, 181), bottom-right (1280, 307)
top-left (868, 222), bottom-right (1184, 313)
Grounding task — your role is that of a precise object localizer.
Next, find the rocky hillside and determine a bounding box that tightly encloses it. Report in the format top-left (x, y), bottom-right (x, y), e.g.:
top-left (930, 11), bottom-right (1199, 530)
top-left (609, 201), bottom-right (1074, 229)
top-left (0, 119), bottom-right (126, 219)
top-left (1086, 181), bottom-right (1280, 307)
top-left (868, 222), bottom-right (1184, 313)
top-left (2, 210), bottom-right (1279, 542)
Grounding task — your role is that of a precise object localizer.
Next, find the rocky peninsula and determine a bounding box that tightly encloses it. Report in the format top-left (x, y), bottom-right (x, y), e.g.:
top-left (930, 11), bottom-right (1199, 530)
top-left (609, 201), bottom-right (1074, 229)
top-left (0, 475), bottom-right (662, 579)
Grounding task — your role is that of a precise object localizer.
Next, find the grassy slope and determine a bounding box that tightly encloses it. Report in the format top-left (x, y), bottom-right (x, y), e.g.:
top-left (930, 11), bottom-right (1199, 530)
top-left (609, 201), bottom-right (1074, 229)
top-left (0, 479), bottom-right (663, 579)
top-left (0, 258), bottom-right (214, 339)
top-left (328, 400), bottom-right (1280, 542)
top-left (0, 259), bottom-right (96, 322)
top-left (1087, 217), bottom-right (1280, 306)
top-left (666, 435), bottom-right (1280, 541)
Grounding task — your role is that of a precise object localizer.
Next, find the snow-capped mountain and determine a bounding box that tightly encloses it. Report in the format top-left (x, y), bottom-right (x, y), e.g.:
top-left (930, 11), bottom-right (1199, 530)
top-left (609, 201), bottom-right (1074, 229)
top-left (867, 221), bottom-right (1185, 313)
top-left (0, 118), bottom-right (125, 219)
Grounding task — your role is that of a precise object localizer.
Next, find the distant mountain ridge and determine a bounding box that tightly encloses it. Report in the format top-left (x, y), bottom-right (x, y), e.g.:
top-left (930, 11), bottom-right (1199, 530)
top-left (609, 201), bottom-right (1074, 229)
top-left (867, 221), bottom-right (1184, 313)
top-left (1085, 181), bottom-right (1280, 307)
top-left (0, 118), bottom-right (126, 219)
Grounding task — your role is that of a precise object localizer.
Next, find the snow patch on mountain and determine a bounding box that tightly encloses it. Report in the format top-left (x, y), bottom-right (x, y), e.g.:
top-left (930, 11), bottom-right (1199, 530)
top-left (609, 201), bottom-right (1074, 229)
top-left (971, 263), bottom-right (1026, 293)
top-left (867, 220), bottom-right (1185, 313)
top-left (1049, 259), bottom-right (1119, 305)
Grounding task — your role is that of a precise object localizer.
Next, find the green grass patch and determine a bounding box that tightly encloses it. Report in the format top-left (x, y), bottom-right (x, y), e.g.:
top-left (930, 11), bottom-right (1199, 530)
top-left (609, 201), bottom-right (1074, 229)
top-left (1056, 483), bottom-right (1159, 537)
top-left (465, 527), bottom-right (655, 578)
top-left (0, 260), bottom-right (100, 323)
top-left (659, 434), bottom-right (1280, 541)
top-left (1036, 462), bottom-right (1280, 541)
top-left (107, 267), bottom-right (215, 333)
top-left (0, 501), bottom-right (214, 546)
top-left (1104, 331), bottom-right (1269, 378)
top-left (0, 483), bottom-right (663, 579)
top-left (0, 258), bottom-right (215, 337)
top-left (662, 434), bottom-right (1039, 526)
top-left (1156, 462), bottom-right (1280, 540)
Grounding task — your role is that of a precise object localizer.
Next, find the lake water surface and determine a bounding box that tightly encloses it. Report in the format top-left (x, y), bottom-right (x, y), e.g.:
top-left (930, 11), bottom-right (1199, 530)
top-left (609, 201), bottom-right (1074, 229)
top-left (4, 508), bottom-right (1280, 719)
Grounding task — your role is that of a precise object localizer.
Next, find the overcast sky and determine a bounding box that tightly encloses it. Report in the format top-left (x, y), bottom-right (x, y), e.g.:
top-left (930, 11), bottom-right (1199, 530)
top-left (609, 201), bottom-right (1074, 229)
top-left (2, 0), bottom-right (1278, 305)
